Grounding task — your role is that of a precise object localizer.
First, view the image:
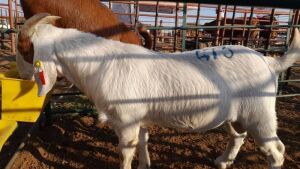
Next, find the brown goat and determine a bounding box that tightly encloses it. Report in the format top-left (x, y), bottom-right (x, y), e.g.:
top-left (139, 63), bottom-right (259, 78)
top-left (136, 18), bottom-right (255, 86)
top-left (256, 15), bottom-right (279, 41)
top-left (18, 0), bottom-right (152, 63)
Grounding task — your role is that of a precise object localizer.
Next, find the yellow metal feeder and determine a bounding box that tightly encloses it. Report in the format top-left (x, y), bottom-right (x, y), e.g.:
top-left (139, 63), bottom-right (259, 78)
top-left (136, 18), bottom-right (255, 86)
top-left (0, 62), bottom-right (46, 151)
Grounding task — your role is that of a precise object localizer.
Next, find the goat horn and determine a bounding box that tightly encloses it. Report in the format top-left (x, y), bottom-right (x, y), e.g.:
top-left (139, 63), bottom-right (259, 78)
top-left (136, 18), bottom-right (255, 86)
top-left (20, 13), bottom-right (62, 37)
top-left (20, 13), bottom-right (51, 37)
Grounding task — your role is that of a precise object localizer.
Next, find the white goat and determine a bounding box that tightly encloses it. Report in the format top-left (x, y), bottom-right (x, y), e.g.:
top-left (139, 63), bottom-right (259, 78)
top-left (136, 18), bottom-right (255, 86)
top-left (24, 13), bottom-right (300, 169)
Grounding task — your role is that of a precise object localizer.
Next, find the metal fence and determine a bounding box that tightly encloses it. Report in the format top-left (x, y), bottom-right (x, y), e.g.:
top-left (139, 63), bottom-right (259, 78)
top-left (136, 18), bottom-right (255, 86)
top-left (0, 0), bottom-right (299, 97)
top-left (104, 1), bottom-right (300, 97)
top-left (0, 0), bottom-right (24, 53)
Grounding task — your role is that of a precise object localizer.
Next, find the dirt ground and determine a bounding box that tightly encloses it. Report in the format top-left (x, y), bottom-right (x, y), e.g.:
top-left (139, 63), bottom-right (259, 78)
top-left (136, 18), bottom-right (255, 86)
top-left (1, 94), bottom-right (299, 169)
top-left (0, 50), bottom-right (299, 169)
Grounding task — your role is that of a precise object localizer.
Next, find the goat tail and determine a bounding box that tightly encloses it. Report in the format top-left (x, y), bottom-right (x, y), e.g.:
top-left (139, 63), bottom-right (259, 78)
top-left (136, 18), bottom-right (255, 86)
top-left (266, 28), bottom-right (300, 74)
top-left (266, 51), bottom-right (300, 74)
top-left (137, 24), bottom-right (153, 49)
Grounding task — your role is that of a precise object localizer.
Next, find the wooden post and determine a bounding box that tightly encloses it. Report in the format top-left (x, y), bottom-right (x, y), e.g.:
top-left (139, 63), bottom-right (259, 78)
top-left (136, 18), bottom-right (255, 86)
top-left (265, 8), bottom-right (275, 55)
top-left (220, 5), bottom-right (228, 45)
top-left (153, 0), bottom-right (159, 51)
top-left (229, 5), bottom-right (236, 45)
top-left (241, 11), bottom-right (247, 45)
top-left (245, 7), bottom-right (254, 46)
top-left (134, 0), bottom-right (139, 29)
top-left (15, 0), bottom-right (19, 27)
top-left (181, 3), bottom-right (187, 51)
top-left (8, 0), bottom-right (16, 54)
top-left (215, 5), bottom-right (221, 46)
top-left (195, 3), bottom-right (201, 49)
top-left (173, 2), bottom-right (179, 52)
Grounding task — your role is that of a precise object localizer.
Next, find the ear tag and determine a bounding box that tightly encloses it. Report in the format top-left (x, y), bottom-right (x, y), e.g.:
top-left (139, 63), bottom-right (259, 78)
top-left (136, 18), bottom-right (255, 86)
top-left (34, 60), bottom-right (46, 85)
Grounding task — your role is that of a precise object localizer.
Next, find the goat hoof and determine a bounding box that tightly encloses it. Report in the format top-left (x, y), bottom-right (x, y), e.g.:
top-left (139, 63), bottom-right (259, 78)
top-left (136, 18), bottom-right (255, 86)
top-left (214, 156), bottom-right (233, 169)
top-left (270, 167), bottom-right (281, 169)
top-left (137, 164), bottom-right (151, 169)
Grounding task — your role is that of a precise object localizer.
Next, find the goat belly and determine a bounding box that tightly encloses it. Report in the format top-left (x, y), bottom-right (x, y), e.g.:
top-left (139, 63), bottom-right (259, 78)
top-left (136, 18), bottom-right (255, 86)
top-left (148, 99), bottom-right (227, 132)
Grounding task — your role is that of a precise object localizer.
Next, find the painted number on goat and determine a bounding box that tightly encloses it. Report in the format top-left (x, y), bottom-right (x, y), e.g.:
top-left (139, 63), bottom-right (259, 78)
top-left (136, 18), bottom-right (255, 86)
top-left (195, 46), bottom-right (234, 61)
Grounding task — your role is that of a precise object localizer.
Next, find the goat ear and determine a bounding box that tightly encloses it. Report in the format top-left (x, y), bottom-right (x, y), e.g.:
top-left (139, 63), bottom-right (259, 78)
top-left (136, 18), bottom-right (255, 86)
top-left (33, 55), bottom-right (57, 97)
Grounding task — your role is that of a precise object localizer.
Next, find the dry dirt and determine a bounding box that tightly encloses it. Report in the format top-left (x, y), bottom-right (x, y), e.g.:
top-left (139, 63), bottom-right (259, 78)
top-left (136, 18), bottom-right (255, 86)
top-left (0, 90), bottom-right (299, 169)
top-left (0, 50), bottom-right (299, 169)
top-left (0, 95), bottom-right (299, 169)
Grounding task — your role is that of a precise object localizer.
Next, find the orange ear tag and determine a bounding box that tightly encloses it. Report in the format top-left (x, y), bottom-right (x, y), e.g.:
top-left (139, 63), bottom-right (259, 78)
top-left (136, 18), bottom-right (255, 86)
top-left (34, 60), bottom-right (46, 85)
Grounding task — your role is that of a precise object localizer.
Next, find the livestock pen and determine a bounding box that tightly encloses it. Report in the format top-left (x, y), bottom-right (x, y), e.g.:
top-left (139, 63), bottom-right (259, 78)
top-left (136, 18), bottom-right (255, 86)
top-left (0, 0), bottom-right (299, 169)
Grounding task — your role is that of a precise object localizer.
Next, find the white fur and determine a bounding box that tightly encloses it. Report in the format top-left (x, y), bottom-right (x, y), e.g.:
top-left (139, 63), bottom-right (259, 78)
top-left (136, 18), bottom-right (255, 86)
top-left (27, 22), bottom-right (300, 169)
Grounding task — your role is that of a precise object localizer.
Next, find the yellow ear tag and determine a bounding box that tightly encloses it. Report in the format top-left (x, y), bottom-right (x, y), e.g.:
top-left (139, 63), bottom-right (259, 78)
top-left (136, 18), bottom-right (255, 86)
top-left (34, 60), bottom-right (42, 68)
top-left (34, 60), bottom-right (46, 85)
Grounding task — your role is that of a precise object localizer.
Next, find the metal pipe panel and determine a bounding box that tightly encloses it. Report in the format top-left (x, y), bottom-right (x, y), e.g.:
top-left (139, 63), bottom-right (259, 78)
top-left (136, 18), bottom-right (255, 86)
top-left (145, 0), bottom-right (300, 9)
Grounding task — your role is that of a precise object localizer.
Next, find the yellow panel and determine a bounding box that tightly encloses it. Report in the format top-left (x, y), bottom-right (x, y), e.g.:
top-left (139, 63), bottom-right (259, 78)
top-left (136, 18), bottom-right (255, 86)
top-left (1, 78), bottom-right (46, 122)
top-left (0, 120), bottom-right (18, 151)
top-left (0, 62), bottom-right (46, 122)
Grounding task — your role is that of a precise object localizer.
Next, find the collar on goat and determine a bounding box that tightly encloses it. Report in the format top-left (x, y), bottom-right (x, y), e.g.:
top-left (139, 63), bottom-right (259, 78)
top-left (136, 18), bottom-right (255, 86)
top-left (34, 60), bottom-right (46, 85)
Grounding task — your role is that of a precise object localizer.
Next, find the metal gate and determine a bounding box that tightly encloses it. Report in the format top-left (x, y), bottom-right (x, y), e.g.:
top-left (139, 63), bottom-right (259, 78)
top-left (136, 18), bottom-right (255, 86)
top-left (103, 0), bottom-right (300, 97)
